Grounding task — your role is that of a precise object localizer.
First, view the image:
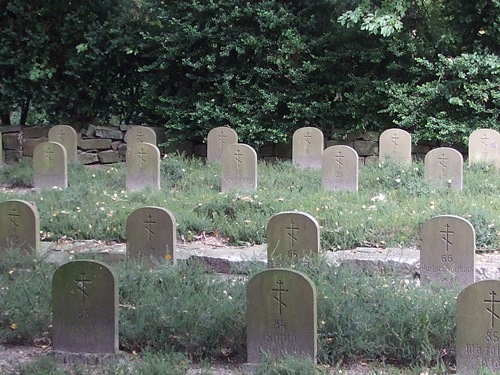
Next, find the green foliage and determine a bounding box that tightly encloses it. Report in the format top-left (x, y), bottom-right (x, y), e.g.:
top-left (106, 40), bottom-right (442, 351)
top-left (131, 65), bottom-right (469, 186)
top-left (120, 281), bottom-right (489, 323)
top-left (255, 354), bottom-right (328, 375)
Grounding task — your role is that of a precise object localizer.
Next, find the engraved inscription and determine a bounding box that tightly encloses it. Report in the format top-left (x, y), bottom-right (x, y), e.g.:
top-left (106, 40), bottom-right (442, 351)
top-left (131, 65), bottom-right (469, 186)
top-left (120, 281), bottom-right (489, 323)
top-left (234, 149), bottom-right (243, 174)
top-left (482, 133), bottom-right (489, 159)
top-left (438, 153), bottom-right (447, 180)
top-left (484, 291), bottom-right (500, 328)
top-left (144, 214), bottom-right (156, 252)
top-left (286, 220), bottom-right (299, 247)
top-left (137, 131), bottom-right (144, 142)
top-left (58, 129), bottom-right (65, 142)
top-left (440, 224), bottom-right (454, 253)
top-left (138, 147), bottom-right (146, 168)
top-left (218, 131), bottom-right (226, 147)
top-left (335, 151), bottom-right (344, 178)
top-left (391, 132), bottom-right (399, 156)
top-left (75, 272), bottom-right (92, 305)
top-left (45, 146), bottom-right (54, 171)
top-left (304, 132), bottom-right (312, 155)
top-left (8, 207), bottom-right (20, 245)
top-left (272, 280), bottom-right (288, 316)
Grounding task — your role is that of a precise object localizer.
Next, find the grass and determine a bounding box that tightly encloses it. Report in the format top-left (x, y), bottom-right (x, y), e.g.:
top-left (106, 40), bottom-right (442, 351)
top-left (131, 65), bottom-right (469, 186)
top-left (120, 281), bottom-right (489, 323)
top-left (0, 155), bottom-right (499, 251)
top-left (1, 155), bottom-right (499, 374)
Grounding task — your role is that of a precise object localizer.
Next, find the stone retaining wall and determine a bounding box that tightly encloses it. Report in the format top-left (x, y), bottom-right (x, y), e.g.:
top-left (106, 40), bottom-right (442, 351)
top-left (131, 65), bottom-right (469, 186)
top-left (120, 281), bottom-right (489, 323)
top-left (0, 125), bottom-right (460, 166)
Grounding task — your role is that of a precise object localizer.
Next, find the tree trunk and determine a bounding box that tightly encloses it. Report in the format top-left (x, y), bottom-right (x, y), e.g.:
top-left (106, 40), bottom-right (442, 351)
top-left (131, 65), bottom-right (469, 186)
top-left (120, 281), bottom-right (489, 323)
top-left (19, 99), bottom-right (30, 125)
top-left (0, 112), bottom-right (11, 125)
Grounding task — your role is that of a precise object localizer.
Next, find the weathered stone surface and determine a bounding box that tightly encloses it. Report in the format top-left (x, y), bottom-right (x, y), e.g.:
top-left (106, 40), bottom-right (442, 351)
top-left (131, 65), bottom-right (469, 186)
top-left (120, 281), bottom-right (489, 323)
top-left (207, 127), bottom-right (238, 163)
top-left (2, 133), bottom-right (22, 149)
top-left (78, 138), bottom-right (112, 151)
top-left (468, 128), bottom-right (500, 168)
top-left (126, 142), bottom-right (160, 191)
top-left (292, 127), bottom-right (324, 169)
top-left (322, 145), bottom-right (358, 192)
top-left (353, 140), bottom-right (378, 156)
top-left (267, 211), bottom-right (319, 267)
top-left (125, 126), bottom-right (156, 146)
top-left (49, 125), bottom-right (78, 163)
top-left (457, 280), bottom-right (500, 374)
top-left (0, 125), bottom-right (22, 133)
top-left (247, 269), bottom-right (317, 364)
top-left (221, 143), bottom-right (257, 192)
top-left (110, 141), bottom-right (123, 151)
top-left (95, 126), bottom-right (124, 140)
top-left (52, 260), bottom-right (118, 354)
top-left (33, 141), bottom-right (68, 190)
top-left (85, 124), bottom-right (97, 137)
top-left (362, 131), bottom-right (380, 141)
top-left (325, 140), bottom-right (354, 148)
top-left (424, 147), bottom-right (463, 190)
top-left (77, 152), bottom-right (99, 165)
top-left (98, 150), bottom-right (121, 164)
top-left (126, 206), bottom-right (176, 262)
top-left (23, 137), bottom-right (48, 157)
top-left (0, 199), bottom-right (40, 255)
top-left (420, 215), bottom-right (475, 288)
top-left (23, 126), bottom-right (50, 138)
top-left (379, 128), bottom-right (412, 164)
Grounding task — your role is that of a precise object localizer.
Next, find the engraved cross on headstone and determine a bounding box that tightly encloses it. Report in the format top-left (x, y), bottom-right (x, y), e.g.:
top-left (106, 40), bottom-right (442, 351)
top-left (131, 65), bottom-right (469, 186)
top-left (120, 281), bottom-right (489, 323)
top-left (9, 207), bottom-right (20, 245)
top-left (272, 280), bottom-right (289, 316)
top-left (58, 129), bottom-right (65, 142)
top-left (335, 151), bottom-right (344, 177)
top-left (75, 272), bottom-right (92, 305)
top-left (481, 133), bottom-right (489, 158)
top-left (438, 153), bottom-right (448, 179)
top-left (144, 215), bottom-right (155, 241)
top-left (304, 132), bottom-right (312, 155)
top-left (286, 220), bottom-right (299, 247)
top-left (138, 148), bottom-right (146, 167)
top-left (45, 147), bottom-right (54, 170)
top-left (234, 149), bottom-right (243, 172)
top-left (440, 224), bottom-right (454, 252)
top-left (137, 132), bottom-right (144, 142)
top-left (484, 291), bottom-right (500, 328)
top-left (218, 131), bottom-right (226, 148)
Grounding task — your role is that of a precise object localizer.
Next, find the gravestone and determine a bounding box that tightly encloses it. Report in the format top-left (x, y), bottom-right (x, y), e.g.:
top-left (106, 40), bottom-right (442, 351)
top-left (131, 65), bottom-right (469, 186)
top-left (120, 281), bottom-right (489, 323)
top-left (0, 200), bottom-right (40, 255)
top-left (125, 126), bottom-right (157, 147)
top-left (322, 145), bottom-right (358, 192)
top-left (267, 212), bottom-right (320, 266)
top-left (126, 206), bottom-right (176, 262)
top-left (0, 132), bottom-right (3, 167)
top-left (126, 142), bottom-right (160, 191)
top-left (52, 260), bottom-right (118, 354)
top-left (33, 141), bottom-right (68, 190)
top-left (457, 280), bottom-right (500, 374)
top-left (221, 143), bottom-right (257, 192)
top-left (48, 125), bottom-right (78, 163)
top-left (292, 127), bottom-right (324, 169)
top-left (468, 129), bottom-right (500, 168)
top-left (247, 268), bottom-right (317, 363)
top-left (379, 128), bottom-right (412, 164)
top-left (207, 127), bottom-right (238, 163)
top-left (424, 147), bottom-right (463, 190)
top-left (420, 215), bottom-right (475, 288)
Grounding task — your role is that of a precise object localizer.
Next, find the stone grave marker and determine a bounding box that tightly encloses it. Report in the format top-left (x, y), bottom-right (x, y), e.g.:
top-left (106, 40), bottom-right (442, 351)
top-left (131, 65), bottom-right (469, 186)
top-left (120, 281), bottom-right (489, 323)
top-left (221, 143), bottom-right (257, 192)
top-left (468, 129), bottom-right (500, 168)
top-left (322, 145), bottom-right (358, 192)
top-left (0, 131), bottom-right (3, 167)
top-left (247, 268), bottom-right (317, 364)
top-left (379, 128), bottom-right (412, 164)
top-left (125, 126), bottom-right (157, 147)
top-left (457, 280), bottom-right (500, 374)
top-left (420, 215), bottom-right (475, 288)
top-left (52, 260), bottom-right (118, 354)
top-left (207, 126), bottom-right (238, 163)
top-left (424, 147), bottom-right (463, 190)
top-left (126, 142), bottom-right (160, 191)
top-left (0, 199), bottom-right (40, 255)
top-left (48, 125), bottom-right (78, 163)
top-left (292, 127), bottom-right (324, 169)
top-left (126, 206), bottom-right (176, 263)
top-left (33, 141), bottom-right (68, 190)
top-left (267, 211), bottom-right (320, 266)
